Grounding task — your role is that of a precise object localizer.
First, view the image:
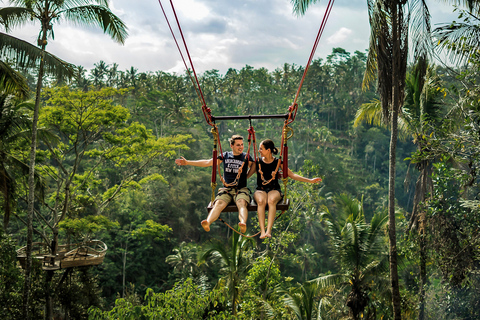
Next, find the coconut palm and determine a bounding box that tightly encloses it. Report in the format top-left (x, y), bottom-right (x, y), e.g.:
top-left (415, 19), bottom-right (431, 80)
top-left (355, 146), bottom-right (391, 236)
top-left (0, 1), bottom-right (127, 318)
top-left (292, 0), bottom-right (436, 317)
top-left (354, 59), bottom-right (445, 318)
top-left (312, 194), bottom-right (390, 320)
top-left (279, 280), bottom-right (324, 320)
top-left (199, 232), bottom-right (255, 316)
top-left (165, 241), bottom-right (200, 281)
top-left (0, 94), bottom-right (32, 229)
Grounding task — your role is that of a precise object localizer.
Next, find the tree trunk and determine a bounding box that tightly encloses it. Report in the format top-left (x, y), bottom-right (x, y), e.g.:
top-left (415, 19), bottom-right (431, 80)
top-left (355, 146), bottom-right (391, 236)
top-left (419, 226), bottom-right (427, 319)
top-left (23, 44), bottom-right (46, 319)
top-left (389, 2), bottom-right (402, 318)
top-left (45, 270), bottom-right (54, 320)
top-left (388, 109), bottom-right (401, 319)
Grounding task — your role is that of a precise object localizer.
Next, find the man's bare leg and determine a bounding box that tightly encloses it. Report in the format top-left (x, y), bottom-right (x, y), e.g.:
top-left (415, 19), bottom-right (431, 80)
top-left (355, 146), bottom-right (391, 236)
top-left (236, 199), bottom-right (248, 233)
top-left (202, 199), bottom-right (228, 232)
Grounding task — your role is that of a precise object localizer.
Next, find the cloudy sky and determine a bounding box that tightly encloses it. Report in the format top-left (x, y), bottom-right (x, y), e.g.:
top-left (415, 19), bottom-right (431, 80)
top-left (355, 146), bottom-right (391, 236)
top-left (5, 0), bottom-right (460, 75)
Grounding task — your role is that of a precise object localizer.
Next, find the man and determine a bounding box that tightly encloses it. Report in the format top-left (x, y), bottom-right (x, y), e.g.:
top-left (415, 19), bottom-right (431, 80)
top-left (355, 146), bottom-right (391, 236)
top-left (175, 134), bottom-right (255, 233)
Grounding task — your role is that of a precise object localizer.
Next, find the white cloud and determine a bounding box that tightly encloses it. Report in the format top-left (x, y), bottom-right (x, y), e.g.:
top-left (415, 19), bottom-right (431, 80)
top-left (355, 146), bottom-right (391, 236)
top-left (2, 0), bottom-right (460, 74)
top-left (327, 27), bottom-right (353, 45)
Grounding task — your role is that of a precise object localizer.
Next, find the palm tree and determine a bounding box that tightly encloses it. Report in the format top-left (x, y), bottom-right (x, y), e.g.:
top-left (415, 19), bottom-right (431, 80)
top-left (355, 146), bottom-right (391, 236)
top-left (355, 59), bottom-right (445, 318)
top-left (294, 244), bottom-right (318, 282)
top-left (0, 1), bottom-right (127, 318)
top-left (0, 93), bottom-right (32, 229)
top-left (165, 241), bottom-right (200, 281)
top-left (291, 1), bottom-right (435, 317)
top-left (279, 280), bottom-right (324, 320)
top-left (199, 232), bottom-right (255, 316)
top-left (314, 194), bottom-right (390, 320)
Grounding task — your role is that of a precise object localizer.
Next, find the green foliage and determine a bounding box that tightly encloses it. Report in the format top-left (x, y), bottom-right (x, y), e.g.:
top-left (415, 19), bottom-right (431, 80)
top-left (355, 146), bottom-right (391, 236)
top-left (88, 278), bottom-right (237, 319)
top-left (130, 220), bottom-right (172, 241)
top-left (59, 216), bottom-right (120, 242)
top-left (0, 229), bottom-right (23, 319)
top-left (245, 256), bottom-right (282, 294)
top-left (315, 194), bottom-right (391, 318)
top-left (7, 44), bottom-right (480, 319)
top-left (427, 157), bottom-right (480, 289)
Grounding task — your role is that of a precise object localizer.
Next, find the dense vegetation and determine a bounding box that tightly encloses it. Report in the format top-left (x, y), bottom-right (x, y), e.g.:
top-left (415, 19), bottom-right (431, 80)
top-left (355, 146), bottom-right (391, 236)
top-left (2, 1), bottom-right (480, 319)
top-left (2, 45), bottom-right (479, 319)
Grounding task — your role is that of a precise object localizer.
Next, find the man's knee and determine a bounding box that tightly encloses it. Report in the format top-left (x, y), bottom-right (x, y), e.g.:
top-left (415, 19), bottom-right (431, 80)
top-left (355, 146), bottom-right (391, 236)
top-left (214, 199), bottom-right (228, 209)
top-left (236, 199), bottom-right (248, 208)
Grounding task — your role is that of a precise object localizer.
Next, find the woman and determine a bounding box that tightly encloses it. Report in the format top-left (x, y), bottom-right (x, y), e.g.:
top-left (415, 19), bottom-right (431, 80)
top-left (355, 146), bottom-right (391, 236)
top-left (254, 139), bottom-right (322, 239)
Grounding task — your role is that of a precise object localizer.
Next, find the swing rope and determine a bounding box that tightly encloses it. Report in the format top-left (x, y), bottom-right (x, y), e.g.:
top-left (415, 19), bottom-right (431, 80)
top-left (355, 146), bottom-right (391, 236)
top-left (157, 0), bottom-right (333, 237)
top-left (157, 0), bottom-right (335, 127)
top-left (157, 0), bottom-right (214, 126)
top-left (287, 0), bottom-right (336, 125)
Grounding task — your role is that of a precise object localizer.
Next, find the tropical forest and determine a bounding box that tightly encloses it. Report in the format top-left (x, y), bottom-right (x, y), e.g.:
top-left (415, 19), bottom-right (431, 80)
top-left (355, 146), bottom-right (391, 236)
top-left (1, 0), bottom-right (480, 319)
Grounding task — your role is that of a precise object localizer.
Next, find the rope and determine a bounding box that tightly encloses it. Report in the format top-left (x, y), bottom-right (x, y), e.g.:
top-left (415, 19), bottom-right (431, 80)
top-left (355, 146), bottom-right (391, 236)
top-left (287, 0), bottom-right (335, 125)
top-left (157, 0), bottom-right (335, 127)
top-left (157, 0), bottom-right (214, 126)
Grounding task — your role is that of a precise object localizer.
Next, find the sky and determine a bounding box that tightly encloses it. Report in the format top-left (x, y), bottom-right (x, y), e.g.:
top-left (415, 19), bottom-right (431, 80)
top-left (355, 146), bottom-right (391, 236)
top-left (4, 0), bottom-right (461, 75)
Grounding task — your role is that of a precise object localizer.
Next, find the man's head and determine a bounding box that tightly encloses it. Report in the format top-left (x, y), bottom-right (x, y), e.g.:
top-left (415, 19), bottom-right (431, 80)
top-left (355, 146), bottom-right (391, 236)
top-left (229, 135), bottom-right (244, 155)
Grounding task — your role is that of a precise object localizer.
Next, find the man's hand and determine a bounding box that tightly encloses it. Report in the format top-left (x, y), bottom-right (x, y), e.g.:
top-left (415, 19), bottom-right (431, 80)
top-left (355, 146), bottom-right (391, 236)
top-left (175, 156), bottom-right (187, 166)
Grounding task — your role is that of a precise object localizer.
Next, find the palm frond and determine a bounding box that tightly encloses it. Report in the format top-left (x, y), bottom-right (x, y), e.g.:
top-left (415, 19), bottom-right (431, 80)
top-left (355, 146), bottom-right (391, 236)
top-left (408, 0), bottom-right (433, 59)
top-left (434, 18), bottom-right (480, 64)
top-left (0, 60), bottom-right (29, 97)
top-left (1, 32), bottom-right (76, 80)
top-left (311, 273), bottom-right (346, 288)
top-left (62, 5), bottom-right (128, 44)
top-left (354, 99), bottom-right (384, 128)
top-left (0, 7), bottom-right (32, 32)
top-left (291, 0), bottom-right (321, 16)
top-left (58, 0), bottom-right (110, 8)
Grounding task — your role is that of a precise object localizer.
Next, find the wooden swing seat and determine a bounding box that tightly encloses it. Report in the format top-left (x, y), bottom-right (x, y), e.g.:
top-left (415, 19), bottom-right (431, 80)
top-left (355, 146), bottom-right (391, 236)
top-left (207, 198), bottom-right (290, 213)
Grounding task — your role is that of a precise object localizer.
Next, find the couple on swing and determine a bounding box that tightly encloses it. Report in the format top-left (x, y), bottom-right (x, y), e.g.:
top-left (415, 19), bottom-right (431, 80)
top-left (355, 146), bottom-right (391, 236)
top-left (175, 134), bottom-right (321, 239)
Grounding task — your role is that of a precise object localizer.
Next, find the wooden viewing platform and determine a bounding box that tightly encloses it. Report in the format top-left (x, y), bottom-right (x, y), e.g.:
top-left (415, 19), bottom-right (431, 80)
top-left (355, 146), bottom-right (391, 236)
top-left (17, 240), bottom-right (107, 270)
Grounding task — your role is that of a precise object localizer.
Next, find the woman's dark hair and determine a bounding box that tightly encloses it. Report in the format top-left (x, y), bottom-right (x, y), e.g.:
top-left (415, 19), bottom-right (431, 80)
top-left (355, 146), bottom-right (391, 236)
top-left (261, 139), bottom-right (278, 155)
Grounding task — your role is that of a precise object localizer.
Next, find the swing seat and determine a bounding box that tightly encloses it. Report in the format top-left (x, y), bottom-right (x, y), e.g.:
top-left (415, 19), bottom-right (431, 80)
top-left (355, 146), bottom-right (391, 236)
top-left (207, 198), bottom-right (290, 213)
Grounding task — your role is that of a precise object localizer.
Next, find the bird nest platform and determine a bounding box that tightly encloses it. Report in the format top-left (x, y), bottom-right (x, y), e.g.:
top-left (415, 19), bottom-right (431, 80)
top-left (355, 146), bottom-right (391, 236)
top-left (17, 240), bottom-right (107, 271)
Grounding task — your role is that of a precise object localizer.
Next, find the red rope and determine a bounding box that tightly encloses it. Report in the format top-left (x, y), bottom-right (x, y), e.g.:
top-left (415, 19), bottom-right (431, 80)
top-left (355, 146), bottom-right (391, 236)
top-left (157, 0), bottom-right (214, 126)
top-left (157, 0), bottom-right (335, 127)
top-left (288, 0), bottom-right (335, 124)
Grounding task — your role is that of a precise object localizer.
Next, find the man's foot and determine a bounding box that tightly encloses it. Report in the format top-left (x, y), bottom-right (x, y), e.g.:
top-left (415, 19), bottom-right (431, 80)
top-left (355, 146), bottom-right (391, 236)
top-left (201, 220), bottom-right (210, 232)
top-left (238, 222), bottom-right (247, 233)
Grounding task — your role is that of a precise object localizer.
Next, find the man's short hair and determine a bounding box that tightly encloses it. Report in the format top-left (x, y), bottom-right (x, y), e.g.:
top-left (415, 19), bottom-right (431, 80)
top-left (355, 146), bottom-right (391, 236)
top-left (229, 134), bottom-right (244, 146)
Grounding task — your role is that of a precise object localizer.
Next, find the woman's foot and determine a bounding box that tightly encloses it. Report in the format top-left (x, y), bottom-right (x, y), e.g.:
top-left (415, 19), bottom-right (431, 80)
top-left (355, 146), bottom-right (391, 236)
top-left (265, 233), bottom-right (272, 238)
top-left (259, 232), bottom-right (267, 239)
top-left (201, 220), bottom-right (210, 232)
top-left (238, 222), bottom-right (247, 233)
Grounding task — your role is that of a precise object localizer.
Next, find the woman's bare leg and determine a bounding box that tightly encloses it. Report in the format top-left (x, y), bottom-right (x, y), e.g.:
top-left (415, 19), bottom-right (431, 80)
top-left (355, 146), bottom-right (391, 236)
top-left (265, 190), bottom-right (282, 238)
top-left (254, 191), bottom-right (267, 238)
